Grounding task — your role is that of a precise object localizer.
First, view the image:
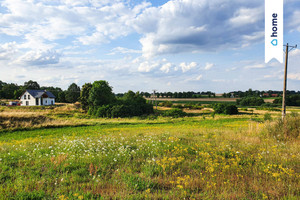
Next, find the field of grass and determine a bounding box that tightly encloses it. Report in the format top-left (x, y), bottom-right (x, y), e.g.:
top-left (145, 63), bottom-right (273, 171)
top-left (0, 105), bottom-right (299, 199)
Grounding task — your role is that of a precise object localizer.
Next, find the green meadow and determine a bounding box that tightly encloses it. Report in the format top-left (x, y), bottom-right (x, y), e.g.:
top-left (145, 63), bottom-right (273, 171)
top-left (0, 105), bottom-right (299, 199)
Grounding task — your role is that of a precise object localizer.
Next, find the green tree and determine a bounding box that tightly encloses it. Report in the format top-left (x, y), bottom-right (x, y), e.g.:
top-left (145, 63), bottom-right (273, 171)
top-left (57, 91), bottom-right (66, 103)
top-left (213, 103), bottom-right (238, 115)
top-left (236, 97), bottom-right (264, 106)
top-left (2, 83), bottom-right (19, 99)
top-left (88, 80), bottom-right (116, 107)
top-left (79, 83), bottom-right (92, 111)
top-left (65, 83), bottom-right (80, 103)
top-left (24, 80), bottom-right (40, 90)
top-left (0, 81), bottom-right (7, 98)
top-left (14, 87), bottom-right (25, 99)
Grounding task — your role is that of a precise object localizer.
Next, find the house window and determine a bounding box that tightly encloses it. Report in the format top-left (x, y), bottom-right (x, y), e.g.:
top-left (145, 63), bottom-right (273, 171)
top-left (26, 101), bottom-right (29, 106)
top-left (45, 100), bottom-right (47, 104)
top-left (24, 95), bottom-right (26, 99)
top-left (28, 95), bottom-right (30, 99)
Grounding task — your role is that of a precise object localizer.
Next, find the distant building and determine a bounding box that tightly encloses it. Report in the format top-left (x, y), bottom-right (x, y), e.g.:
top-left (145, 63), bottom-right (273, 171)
top-left (20, 90), bottom-right (55, 106)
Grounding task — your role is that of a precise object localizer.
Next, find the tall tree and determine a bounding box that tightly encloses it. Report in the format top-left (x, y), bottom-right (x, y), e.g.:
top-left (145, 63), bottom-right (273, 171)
top-left (65, 83), bottom-right (80, 103)
top-left (57, 91), bottom-right (66, 103)
top-left (88, 80), bottom-right (115, 107)
top-left (79, 83), bottom-right (92, 111)
top-left (2, 83), bottom-right (19, 99)
top-left (24, 80), bottom-right (40, 90)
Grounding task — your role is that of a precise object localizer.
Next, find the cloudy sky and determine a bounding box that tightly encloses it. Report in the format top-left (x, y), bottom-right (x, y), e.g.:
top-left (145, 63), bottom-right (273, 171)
top-left (0, 0), bottom-right (299, 93)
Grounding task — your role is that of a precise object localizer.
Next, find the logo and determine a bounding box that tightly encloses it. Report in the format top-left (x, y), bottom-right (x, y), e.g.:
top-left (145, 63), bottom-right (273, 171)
top-left (265, 0), bottom-right (283, 63)
top-left (271, 39), bottom-right (278, 46)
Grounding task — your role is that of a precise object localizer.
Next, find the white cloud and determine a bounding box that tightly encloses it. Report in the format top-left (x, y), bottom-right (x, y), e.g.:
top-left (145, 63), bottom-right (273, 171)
top-left (0, 0), bottom-right (150, 48)
top-left (229, 7), bottom-right (263, 27)
top-left (289, 49), bottom-right (300, 57)
top-left (160, 63), bottom-right (172, 73)
top-left (134, 0), bottom-right (264, 57)
top-left (16, 50), bottom-right (61, 66)
top-left (138, 61), bottom-right (159, 72)
top-left (180, 62), bottom-right (197, 73)
top-left (109, 47), bottom-right (141, 55)
top-left (0, 42), bottom-right (18, 60)
top-left (196, 74), bottom-right (203, 80)
top-left (288, 73), bottom-right (300, 81)
top-left (244, 63), bottom-right (266, 69)
top-left (204, 63), bottom-right (214, 70)
top-left (287, 10), bottom-right (300, 32)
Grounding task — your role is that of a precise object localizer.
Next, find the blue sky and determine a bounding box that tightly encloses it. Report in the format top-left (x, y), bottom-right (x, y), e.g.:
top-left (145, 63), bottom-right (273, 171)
top-left (0, 0), bottom-right (299, 93)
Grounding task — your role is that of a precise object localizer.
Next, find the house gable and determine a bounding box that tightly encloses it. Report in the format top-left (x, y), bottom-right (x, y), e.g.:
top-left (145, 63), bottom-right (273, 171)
top-left (20, 90), bottom-right (56, 106)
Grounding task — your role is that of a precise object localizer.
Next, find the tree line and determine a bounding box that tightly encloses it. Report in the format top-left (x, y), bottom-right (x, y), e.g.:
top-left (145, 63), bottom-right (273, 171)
top-left (223, 88), bottom-right (300, 98)
top-left (139, 91), bottom-right (216, 98)
top-left (0, 80), bottom-right (80, 103)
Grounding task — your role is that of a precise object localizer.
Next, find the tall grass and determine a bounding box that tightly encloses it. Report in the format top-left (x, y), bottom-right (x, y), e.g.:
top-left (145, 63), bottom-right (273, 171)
top-left (264, 113), bottom-right (300, 140)
top-left (0, 106), bottom-right (299, 199)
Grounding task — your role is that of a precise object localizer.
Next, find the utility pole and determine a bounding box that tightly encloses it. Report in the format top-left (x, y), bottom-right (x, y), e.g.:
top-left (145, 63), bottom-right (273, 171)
top-left (153, 89), bottom-right (157, 110)
top-left (282, 43), bottom-right (297, 119)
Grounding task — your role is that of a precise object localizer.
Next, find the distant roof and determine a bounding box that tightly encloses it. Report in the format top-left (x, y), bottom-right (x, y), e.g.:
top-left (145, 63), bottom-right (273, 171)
top-left (26, 90), bottom-right (56, 98)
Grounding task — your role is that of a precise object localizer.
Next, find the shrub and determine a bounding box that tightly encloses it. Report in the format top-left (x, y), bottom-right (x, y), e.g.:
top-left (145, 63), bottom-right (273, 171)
top-left (171, 104), bottom-right (184, 109)
top-left (264, 113), bottom-right (300, 140)
top-left (163, 108), bottom-right (186, 118)
top-left (237, 97), bottom-right (264, 106)
top-left (273, 95), bottom-right (300, 106)
top-left (256, 107), bottom-right (281, 112)
top-left (88, 90), bottom-right (153, 118)
top-left (263, 113), bottom-right (272, 121)
top-left (96, 105), bottom-right (112, 118)
top-left (160, 101), bottom-right (173, 107)
top-left (213, 103), bottom-right (238, 115)
top-left (183, 103), bottom-right (202, 109)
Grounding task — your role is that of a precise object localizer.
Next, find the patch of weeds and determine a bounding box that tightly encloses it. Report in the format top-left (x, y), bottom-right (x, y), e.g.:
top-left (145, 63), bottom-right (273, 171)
top-left (13, 190), bottom-right (46, 200)
top-left (263, 113), bottom-right (272, 121)
top-left (122, 174), bottom-right (158, 191)
top-left (264, 113), bottom-right (300, 140)
top-left (142, 163), bottom-right (161, 177)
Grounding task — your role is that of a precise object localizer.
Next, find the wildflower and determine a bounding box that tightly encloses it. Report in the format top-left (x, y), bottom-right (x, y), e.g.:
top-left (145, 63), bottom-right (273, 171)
top-left (177, 185), bottom-right (183, 189)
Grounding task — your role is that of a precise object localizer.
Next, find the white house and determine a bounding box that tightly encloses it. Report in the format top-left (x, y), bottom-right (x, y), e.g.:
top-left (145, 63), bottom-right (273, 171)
top-left (20, 90), bottom-right (55, 106)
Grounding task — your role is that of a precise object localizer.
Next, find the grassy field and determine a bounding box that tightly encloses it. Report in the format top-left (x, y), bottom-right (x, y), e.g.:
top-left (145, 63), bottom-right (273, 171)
top-left (147, 97), bottom-right (275, 105)
top-left (0, 105), bottom-right (299, 199)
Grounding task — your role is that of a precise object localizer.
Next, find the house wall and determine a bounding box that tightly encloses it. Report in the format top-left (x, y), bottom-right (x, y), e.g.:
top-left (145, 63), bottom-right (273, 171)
top-left (42, 98), bottom-right (55, 105)
top-left (20, 91), bottom-right (36, 106)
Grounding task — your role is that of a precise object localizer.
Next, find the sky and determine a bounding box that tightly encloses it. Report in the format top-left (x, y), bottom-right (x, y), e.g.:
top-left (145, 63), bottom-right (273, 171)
top-left (0, 0), bottom-right (300, 93)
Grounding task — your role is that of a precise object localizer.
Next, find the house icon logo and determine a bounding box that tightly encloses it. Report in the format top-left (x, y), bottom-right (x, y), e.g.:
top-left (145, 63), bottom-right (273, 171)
top-left (271, 39), bottom-right (278, 46)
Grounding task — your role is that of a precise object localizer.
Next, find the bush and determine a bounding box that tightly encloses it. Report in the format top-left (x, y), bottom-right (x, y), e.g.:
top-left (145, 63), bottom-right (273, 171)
top-left (264, 113), bottom-right (300, 140)
top-left (183, 103), bottom-right (202, 109)
top-left (160, 101), bottom-right (173, 107)
top-left (256, 107), bottom-right (281, 112)
top-left (237, 97), bottom-right (264, 106)
top-left (213, 103), bottom-right (238, 115)
top-left (89, 91), bottom-right (154, 118)
top-left (171, 104), bottom-right (184, 109)
top-left (96, 105), bottom-right (112, 118)
top-left (263, 113), bottom-right (272, 121)
top-left (273, 95), bottom-right (300, 106)
top-left (163, 108), bottom-right (186, 118)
